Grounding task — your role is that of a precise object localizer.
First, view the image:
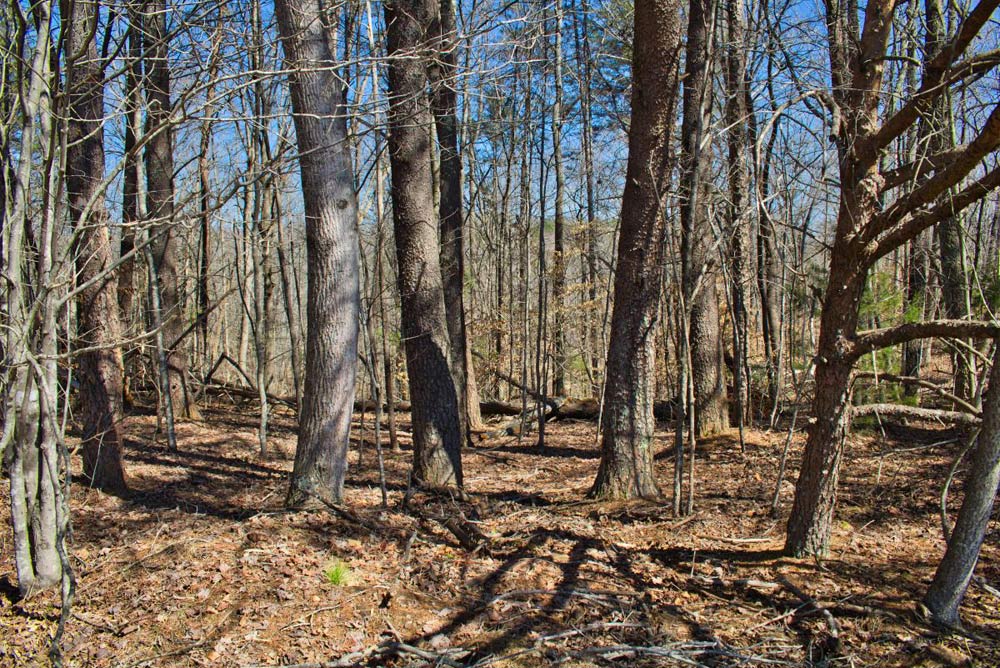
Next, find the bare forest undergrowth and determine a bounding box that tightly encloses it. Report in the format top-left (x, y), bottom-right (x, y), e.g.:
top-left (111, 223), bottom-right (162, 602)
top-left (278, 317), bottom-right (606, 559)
top-left (3, 402), bottom-right (1000, 667)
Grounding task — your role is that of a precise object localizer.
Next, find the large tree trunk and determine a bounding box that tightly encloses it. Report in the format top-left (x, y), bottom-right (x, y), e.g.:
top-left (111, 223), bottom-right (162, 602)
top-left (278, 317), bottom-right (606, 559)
top-left (679, 0), bottom-right (727, 437)
top-left (429, 0), bottom-right (482, 433)
top-left (65, 0), bottom-right (128, 494)
top-left (785, 265), bottom-right (867, 556)
top-left (591, 0), bottom-right (681, 500)
top-left (924, 341), bottom-right (1000, 626)
top-left (385, 0), bottom-right (463, 487)
top-left (143, 0), bottom-right (199, 420)
top-left (275, 0), bottom-right (360, 505)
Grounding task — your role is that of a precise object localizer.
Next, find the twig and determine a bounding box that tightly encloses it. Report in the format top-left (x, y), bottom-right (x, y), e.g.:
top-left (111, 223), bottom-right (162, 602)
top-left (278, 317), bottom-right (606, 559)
top-left (777, 574), bottom-right (841, 652)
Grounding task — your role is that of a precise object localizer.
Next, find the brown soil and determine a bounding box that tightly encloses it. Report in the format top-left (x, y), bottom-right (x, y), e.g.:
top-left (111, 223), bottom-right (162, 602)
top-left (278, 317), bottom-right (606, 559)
top-left (2, 405), bottom-right (998, 667)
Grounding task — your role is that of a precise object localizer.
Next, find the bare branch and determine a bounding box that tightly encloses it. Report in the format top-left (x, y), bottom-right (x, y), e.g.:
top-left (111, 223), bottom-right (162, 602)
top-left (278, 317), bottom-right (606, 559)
top-left (880, 144), bottom-right (970, 192)
top-left (868, 102), bottom-right (1000, 240)
top-left (871, 162), bottom-right (1000, 260)
top-left (852, 319), bottom-right (1000, 358)
top-left (851, 403), bottom-right (981, 426)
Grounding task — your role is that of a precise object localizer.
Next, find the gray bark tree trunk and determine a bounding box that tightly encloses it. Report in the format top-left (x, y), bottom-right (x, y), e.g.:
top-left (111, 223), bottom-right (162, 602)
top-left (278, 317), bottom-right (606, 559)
top-left (591, 0), bottom-right (681, 499)
top-left (385, 0), bottom-right (463, 486)
top-left (275, 0), bottom-right (360, 505)
top-left (679, 0), bottom-right (728, 437)
top-left (428, 0), bottom-right (482, 434)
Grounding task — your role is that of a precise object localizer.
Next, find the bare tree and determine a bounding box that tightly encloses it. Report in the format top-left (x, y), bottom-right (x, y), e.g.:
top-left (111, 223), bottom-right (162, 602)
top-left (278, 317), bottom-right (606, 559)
top-left (64, 0), bottom-right (128, 493)
top-left (142, 0), bottom-right (200, 420)
top-left (591, 0), bottom-right (681, 499)
top-left (680, 0), bottom-right (727, 437)
top-left (785, 0), bottom-right (1000, 557)
top-left (385, 0), bottom-right (464, 486)
top-left (275, 0), bottom-right (360, 505)
top-left (923, 340), bottom-right (1000, 627)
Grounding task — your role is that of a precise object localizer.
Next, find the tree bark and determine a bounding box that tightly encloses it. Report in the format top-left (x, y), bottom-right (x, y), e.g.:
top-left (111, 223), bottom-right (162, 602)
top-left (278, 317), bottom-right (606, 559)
top-left (924, 0), bottom-right (974, 401)
top-left (142, 0), bottom-right (199, 420)
top-left (428, 0), bottom-right (482, 434)
top-left (385, 0), bottom-right (463, 487)
top-left (785, 0), bottom-right (1000, 557)
top-left (550, 1), bottom-right (567, 398)
top-left (679, 0), bottom-right (727, 437)
top-left (275, 0), bottom-right (360, 505)
top-left (724, 0), bottom-right (753, 429)
top-left (591, 0), bottom-right (681, 500)
top-left (65, 0), bottom-right (128, 494)
top-left (924, 341), bottom-right (1000, 626)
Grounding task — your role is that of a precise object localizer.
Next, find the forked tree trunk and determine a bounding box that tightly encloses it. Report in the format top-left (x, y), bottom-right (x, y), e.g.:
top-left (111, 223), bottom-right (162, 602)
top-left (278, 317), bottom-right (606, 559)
top-left (785, 0), bottom-right (1000, 557)
top-left (275, 0), bottom-right (360, 505)
top-left (591, 0), bottom-right (681, 500)
top-left (924, 341), bottom-right (1000, 626)
top-left (385, 0), bottom-right (463, 487)
top-left (142, 0), bottom-right (199, 420)
top-left (64, 0), bottom-right (128, 494)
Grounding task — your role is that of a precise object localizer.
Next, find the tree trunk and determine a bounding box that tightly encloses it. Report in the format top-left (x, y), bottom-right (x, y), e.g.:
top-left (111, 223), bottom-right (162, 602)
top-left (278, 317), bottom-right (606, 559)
top-left (724, 0), bottom-right (753, 429)
top-left (924, 341), bottom-right (1000, 626)
top-left (591, 0), bottom-right (681, 500)
top-left (784, 269), bottom-right (867, 556)
top-left (385, 0), bottom-right (463, 487)
top-left (143, 0), bottom-right (199, 420)
top-left (119, 16), bottom-right (142, 409)
top-left (550, 1), bottom-right (567, 398)
top-left (679, 0), bottom-right (727, 437)
top-left (65, 0), bottom-right (128, 494)
top-left (429, 0), bottom-right (482, 434)
top-left (5, 0), bottom-right (62, 595)
top-left (275, 0), bottom-right (360, 505)
top-left (924, 0), bottom-right (974, 401)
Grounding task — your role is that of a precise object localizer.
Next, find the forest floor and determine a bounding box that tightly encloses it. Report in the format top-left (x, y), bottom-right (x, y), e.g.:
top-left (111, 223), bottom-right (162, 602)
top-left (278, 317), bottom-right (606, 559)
top-left (2, 400), bottom-right (999, 667)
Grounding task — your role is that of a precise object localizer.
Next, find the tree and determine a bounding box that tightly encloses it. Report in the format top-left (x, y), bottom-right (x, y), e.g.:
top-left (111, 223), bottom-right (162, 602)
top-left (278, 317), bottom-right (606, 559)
top-left (4, 0), bottom-right (65, 598)
top-left (275, 0), bottom-right (360, 505)
top-left (785, 0), bottom-right (1000, 557)
top-left (429, 0), bottom-right (483, 434)
top-left (591, 0), bottom-right (681, 499)
top-left (142, 0), bottom-right (200, 420)
top-left (64, 0), bottom-right (128, 494)
top-left (679, 0), bottom-right (728, 437)
top-left (924, 340), bottom-right (1000, 627)
top-left (385, 0), bottom-right (463, 486)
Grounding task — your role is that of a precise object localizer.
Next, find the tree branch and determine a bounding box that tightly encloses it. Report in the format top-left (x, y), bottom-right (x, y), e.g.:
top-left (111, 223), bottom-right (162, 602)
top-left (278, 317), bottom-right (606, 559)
top-left (851, 403), bottom-right (981, 426)
top-left (851, 320), bottom-right (1000, 358)
top-left (871, 162), bottom-right (1000, 261)
top-left (868, 102), bottom-right (1000, 240)
top-left (868, 37), bottom-right (1000, 152)
top-left (854, 372), bottom-right (981, 416)
top-left (880, 144), bottom-right (970, 192)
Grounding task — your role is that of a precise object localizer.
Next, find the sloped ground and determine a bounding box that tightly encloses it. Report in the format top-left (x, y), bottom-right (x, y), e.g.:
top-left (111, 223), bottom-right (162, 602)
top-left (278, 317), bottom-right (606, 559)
top-left (2, 404), bottom-right (998, 667)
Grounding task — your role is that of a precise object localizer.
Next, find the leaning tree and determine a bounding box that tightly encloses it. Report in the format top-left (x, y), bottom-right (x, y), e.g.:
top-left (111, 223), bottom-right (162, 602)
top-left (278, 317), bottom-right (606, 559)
top-left (785, 0), bottom-right (1000, 557)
